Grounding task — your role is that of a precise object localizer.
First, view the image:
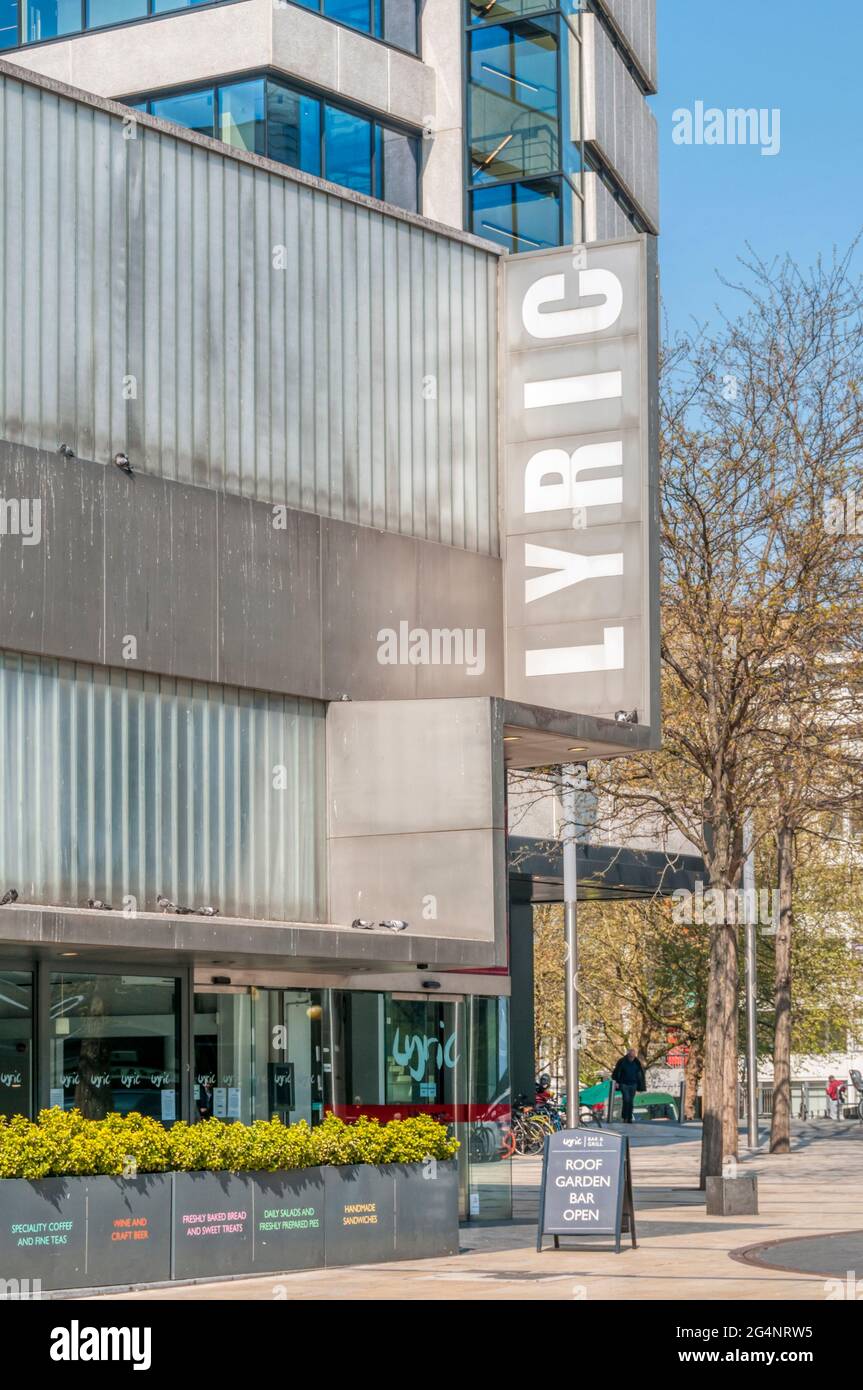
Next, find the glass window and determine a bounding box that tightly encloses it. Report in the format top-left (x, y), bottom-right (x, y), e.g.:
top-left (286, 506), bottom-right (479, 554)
top-left (471, 176), bottom-right (561, 251)
top-left (150, 87), bottom-right (215, 139)
top-left (381, 126), bottom-right (419, 214)
top-left (266, 81), bottom-right (321, 177)
top-left (252, 988), bottom-right (327, 1125)
top-left (152, 0), bottom-right (211, 11)
top-left (49, 973), bottom-right (180, 1122)
top-left (219, 79), bottom-right (266, 156)
top-left (23, 0), bottom-right (81, 42)
top-left (323, 0), bottom-right (370, 33)
top-left (467, 0), bottom-right (563, 23)
top-left (193, 991), bottom-right (253, 1125)
top-left (0, 0), bottom-right (19, 48)
top-left (324, 105), bottom-right (372, 196)
top-left (468, 18), bottom-right (560, 184)
top-left (381, 0), bottom-right (415, 51)
top-left (86, 0), bottom-right (146, 28)
top-left (0, 970), bottom-right (32, 1118)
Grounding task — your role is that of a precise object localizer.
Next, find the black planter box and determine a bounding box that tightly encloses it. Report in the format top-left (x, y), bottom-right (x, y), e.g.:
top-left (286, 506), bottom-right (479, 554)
top-left (0, 1160), bottom-right (459, 1292)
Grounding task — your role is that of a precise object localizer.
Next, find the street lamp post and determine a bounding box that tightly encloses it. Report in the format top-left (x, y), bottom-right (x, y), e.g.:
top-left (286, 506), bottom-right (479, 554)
top-left (562, 763), bottom-right (586, 1129)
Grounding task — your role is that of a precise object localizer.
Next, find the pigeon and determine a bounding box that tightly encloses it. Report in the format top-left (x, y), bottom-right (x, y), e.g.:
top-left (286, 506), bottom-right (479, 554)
top-left (379, 919), bottom-right (408, 932)
top-left (351, 918), bottom-right (375, 930)
top-left (113, 451), bottom-right (133, 475)
top-left (195, 906), bottom-right (219, 917)
top-left (0, 888), bottom-right (18, 906)
top-left (87, 899), bottom-right (112, 910)
top-left (156, 895), bottom-right (188, 917)
top-left (57, 443), bottom-right (75, 458)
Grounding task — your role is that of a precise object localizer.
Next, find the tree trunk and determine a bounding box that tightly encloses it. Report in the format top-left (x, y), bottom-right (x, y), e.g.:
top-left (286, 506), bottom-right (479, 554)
top-left (770, 824), bottom-right (794, 1154)
top-left (700, 912), bottom-right (740, 1186)
top-left (684, 1036), bottom-right (702, 1120)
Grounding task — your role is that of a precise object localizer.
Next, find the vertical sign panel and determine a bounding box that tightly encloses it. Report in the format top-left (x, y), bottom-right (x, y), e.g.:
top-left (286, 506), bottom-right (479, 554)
top-left (502, 237), bottom-right (659, 734)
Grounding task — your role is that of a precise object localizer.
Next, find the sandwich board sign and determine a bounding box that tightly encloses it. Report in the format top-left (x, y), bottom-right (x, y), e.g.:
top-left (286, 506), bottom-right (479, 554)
top-left (537, 1128), bottom-right (636, 1253)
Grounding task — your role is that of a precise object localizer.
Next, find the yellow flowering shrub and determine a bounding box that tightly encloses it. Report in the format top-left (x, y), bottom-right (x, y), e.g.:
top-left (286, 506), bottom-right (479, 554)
top-left (0, 1108), bottom-right (458, 1178)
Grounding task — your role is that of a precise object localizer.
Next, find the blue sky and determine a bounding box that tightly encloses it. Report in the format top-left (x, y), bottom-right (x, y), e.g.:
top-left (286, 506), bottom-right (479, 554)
top-left (654, 0), bottom-right (863, 337)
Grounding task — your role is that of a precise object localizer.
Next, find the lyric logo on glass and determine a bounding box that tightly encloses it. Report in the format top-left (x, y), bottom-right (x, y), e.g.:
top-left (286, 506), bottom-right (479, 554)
top-left (0, 497), bottom-right (41, 546)
top-left (391, 1028), bottom-right (459, 1081)
top-left (671, 102), bottom-right (781, 157)
top-left (377, 623), bottom-right (486, 677)
top-left (502, 237), bottom-right (658, 725)
top-left (50, 1321), bottom-right (151, 1372)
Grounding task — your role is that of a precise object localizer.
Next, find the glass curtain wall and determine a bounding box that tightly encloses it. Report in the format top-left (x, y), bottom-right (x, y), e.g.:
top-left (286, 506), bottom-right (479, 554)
top-left (292, 0), bottom-right (419, 53)
top-left (466, 1), bottom-right (583, 250)
top-left (0, 651), bottom-right (327, 923)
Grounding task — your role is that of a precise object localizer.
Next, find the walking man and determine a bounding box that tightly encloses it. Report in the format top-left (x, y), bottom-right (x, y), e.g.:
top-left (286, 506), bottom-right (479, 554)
top-left (612, 1048), bottom-right (646, 1124)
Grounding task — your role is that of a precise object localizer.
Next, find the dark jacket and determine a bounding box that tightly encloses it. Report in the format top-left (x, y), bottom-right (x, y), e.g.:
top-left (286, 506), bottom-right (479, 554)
top-left (612, 1055), bottom-right (646, 1091)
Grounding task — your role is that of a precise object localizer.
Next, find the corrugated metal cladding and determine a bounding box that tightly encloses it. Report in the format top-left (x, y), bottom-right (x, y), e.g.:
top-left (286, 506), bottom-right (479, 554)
top-left (599, 0), bottom-right (657, 88)
top-left (590, 20), bottom-right (659, 231)
top-left (0, 650), bottom-right (327, 922)
top-left (0, 74), bottom-right (500, 556)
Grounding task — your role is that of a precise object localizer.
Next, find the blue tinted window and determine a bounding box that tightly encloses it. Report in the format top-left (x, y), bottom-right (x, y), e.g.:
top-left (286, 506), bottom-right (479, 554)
top-left (150, 88), bottom-right (215, 140)
top-left (267, 82), bottom-right (321, 177)
top-left (324, 105), bottom-right (372, 196)
top-left (219, 79), bottom-right (266, 156)
top-left (24, 0), bottom-right (81, 42)
top-left (323, 0), bottom-right (370, 33)
top-left (0, 0), bottom-right (19, 48)
top-left (471, 177), bottom-right (560, 251)
top-left (87, 0), bottom-right (146, 27)
top-left (152, 0), bottom-right (211, 11)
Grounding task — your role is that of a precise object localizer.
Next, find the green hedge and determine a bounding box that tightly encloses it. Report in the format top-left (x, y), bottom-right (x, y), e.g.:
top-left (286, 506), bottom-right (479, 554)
top-left (0, 1108), bottom-right (459, 1180)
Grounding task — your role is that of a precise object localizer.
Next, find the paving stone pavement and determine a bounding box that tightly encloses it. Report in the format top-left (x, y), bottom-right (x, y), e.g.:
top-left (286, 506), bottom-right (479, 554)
top-left (90, 1119), bottom-right (863, 1301)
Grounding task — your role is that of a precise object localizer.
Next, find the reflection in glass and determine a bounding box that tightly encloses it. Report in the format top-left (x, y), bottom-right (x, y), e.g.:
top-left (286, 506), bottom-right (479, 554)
top-left (0, 0), bottom-right (19, 46)
top-left (324, 105), bottom-right (372, 195)
top-left (266, 81), bottom-right (321, 177)
top-left (381, 126), bottom-right (419, 213)
top-left (50, 974), bottom-right (180, 1121)
top-left (323, 0), bottom-right (369, 32)
top-left (150, 87), bottom-right (215, 139)
top-left (0, 971), bottom-right (32, 1118)
top-left (468, 19), bottom-right (559, 184)
top-left (471, 176), bottom-right (561, 250)
top-left (24, 0), bottom-right (81, 41)
top-left (86, 0), bottom-right (147, 29)
top-left (219, 79), bottom-right (266, 155)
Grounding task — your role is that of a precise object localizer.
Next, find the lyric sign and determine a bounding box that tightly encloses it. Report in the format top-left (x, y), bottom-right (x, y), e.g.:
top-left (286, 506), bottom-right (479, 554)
top-left (502, 237), bottom-right (659, 731)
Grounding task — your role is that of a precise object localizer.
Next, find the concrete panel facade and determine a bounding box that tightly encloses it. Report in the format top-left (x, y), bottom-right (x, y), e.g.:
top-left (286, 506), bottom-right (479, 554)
top-left (0, 440), bottom-right (504, 702)
top-left (326, 699), bottom-right (507, 946)
top-left (582, 13), bottom-right (659, 232)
